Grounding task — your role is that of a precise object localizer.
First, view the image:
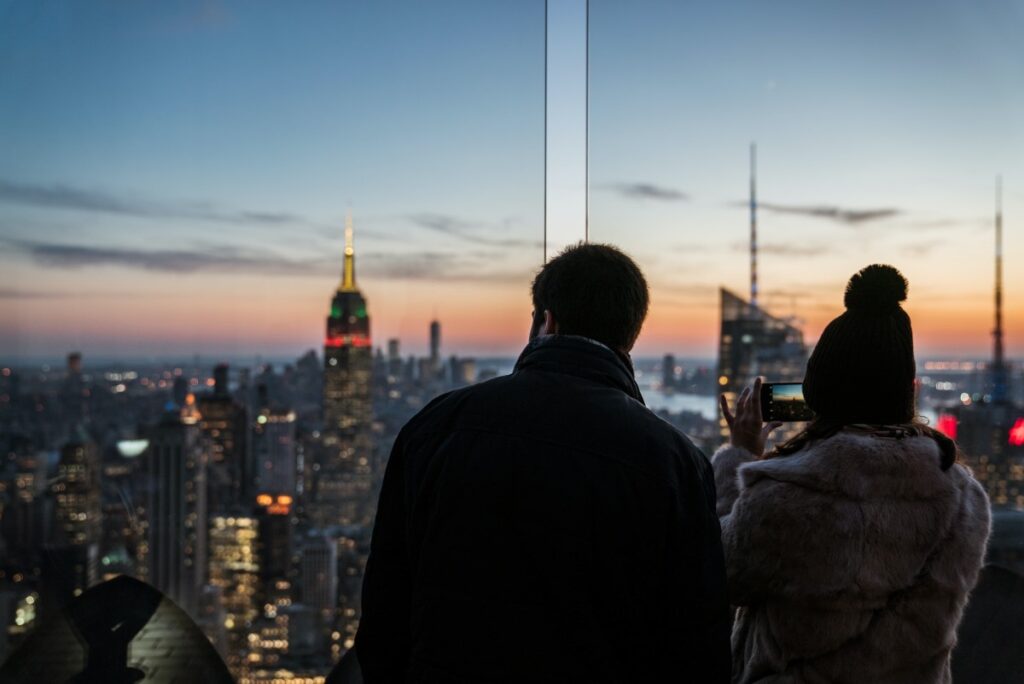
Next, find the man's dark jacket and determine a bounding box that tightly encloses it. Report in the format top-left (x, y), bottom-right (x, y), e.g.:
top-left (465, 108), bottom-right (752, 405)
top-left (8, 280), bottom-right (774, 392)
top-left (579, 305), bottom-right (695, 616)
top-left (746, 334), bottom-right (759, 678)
top-left (355, 335), bottom-right (731, 683)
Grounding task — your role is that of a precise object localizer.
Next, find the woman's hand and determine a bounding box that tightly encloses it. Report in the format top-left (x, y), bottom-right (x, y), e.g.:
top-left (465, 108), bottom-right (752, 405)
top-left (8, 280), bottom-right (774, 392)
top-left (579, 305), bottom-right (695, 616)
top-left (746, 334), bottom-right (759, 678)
top-left (720, 377), bottom-right (783, 457)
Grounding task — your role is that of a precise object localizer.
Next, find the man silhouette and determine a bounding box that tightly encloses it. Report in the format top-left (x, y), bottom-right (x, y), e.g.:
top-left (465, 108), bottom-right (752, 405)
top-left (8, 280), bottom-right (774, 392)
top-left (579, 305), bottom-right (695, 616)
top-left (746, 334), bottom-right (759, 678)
top-left (356, 244), bottom-right (730, 683)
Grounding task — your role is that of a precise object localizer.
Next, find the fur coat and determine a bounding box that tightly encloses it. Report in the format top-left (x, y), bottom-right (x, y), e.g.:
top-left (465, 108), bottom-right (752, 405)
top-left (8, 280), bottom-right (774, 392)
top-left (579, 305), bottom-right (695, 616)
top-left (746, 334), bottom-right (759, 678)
top-left (713, 428), bottom-right (991, 683)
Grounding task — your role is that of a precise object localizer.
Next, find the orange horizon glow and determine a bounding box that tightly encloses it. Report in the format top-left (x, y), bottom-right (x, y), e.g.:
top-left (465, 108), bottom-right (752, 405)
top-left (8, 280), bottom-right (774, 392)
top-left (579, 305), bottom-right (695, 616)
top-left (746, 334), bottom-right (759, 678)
top-left (3, 272), bottom-right (1022, 360)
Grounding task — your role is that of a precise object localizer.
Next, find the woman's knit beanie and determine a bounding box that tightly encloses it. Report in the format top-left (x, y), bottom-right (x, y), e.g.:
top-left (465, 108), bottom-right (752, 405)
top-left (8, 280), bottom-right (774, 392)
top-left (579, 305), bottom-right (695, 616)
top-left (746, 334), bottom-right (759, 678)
top-left (803, 264), bottom-right (915, 424)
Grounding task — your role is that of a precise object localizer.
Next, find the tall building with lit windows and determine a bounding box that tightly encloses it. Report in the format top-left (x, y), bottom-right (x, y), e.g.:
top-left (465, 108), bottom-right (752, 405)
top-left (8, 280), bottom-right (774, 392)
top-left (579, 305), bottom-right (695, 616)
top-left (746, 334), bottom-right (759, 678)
top-left (717, 289), bottom-right (807, 438)
top-left (45, 438), bottom-right (102, 608)
top-left (52, 439), bottom-right (102, 553)
top-left (141, 406), bottom-right (208, 616)
top-left (252, 407), bottom-right (297, 497)
top-left (316, 215), bottom-right (374, 526)
top-left (197, 363), bottom-right (249, 512)
top-left (323, 216), bottom-right (373, 438)
top-left (208, 514), bottom-right (260, 677)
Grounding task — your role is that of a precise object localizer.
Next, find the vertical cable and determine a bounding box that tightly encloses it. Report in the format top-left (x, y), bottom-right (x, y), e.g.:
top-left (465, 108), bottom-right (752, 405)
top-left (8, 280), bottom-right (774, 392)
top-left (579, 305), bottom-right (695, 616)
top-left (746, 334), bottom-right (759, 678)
top-left (543, 0), bottom-right (548, 262)
top-left (585, 0), bottom-right (589, 243)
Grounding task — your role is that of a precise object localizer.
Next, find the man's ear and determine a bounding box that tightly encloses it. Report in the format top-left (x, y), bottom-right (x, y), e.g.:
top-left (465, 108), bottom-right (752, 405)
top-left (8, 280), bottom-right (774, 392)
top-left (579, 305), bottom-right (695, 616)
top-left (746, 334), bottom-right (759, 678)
top-left (542, 309), bottom-right (558, 336)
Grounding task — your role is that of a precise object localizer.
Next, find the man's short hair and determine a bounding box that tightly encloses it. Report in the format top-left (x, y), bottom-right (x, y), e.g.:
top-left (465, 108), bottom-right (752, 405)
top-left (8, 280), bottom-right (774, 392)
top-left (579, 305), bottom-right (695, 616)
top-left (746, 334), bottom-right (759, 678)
top-left (531, 243), bottom-right (649, 351)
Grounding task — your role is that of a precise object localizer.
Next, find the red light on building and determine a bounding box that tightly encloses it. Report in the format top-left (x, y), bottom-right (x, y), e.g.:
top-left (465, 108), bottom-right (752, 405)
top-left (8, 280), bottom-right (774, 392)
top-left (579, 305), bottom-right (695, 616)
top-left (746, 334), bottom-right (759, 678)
top-left (1010, 418), bottom-right (1024, 447)
top-left (936, 414), bottom-right (958, 440)
top-left (266, 503), bottom-right (290, 515)
top-left (324, 334), bottom-right (372, 348)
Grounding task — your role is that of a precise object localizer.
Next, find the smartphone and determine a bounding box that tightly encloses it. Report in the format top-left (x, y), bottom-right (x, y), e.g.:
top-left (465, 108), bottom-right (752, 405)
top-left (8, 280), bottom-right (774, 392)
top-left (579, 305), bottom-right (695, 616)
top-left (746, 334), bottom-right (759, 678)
top-left (760, 382), bottom-right (815, 422)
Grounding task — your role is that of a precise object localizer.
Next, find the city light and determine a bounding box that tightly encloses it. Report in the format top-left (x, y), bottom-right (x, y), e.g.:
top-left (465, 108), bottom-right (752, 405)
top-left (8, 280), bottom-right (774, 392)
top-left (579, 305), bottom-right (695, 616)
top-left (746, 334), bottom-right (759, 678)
top-left (324, 334), bottom-right (372, 348)
top-left (1010, 418), bottom-right (1024, 447)
top-left (116, 439), bottom-right (150, 458)
top-left (936, 415), bottom-right (958, 440)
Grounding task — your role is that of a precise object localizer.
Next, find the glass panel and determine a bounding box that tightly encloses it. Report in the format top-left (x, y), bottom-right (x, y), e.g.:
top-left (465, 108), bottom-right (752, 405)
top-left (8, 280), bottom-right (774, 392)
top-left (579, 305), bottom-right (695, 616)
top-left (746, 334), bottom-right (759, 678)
top-left (0, 1), bottom-right (544, 679)
top-left (545, 0), bottom-right (589, 256)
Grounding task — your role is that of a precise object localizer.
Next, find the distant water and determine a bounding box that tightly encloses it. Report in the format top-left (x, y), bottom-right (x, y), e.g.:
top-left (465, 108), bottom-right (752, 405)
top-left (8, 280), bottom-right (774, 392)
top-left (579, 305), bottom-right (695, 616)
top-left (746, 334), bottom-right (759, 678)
top-left (639, 386), bottom-right (940, 426)
top-left (476, 358), bottom-right (719, 420)
top-left (476, 359), bottom-right (937, 426)
top-left (640, 387), bottom-right (718, 420)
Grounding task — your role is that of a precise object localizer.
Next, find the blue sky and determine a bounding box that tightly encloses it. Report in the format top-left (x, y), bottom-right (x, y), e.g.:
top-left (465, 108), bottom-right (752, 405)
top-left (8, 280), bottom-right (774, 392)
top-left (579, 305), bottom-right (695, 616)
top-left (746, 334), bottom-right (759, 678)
top-left (1, 0), bottom-right (1021, 359)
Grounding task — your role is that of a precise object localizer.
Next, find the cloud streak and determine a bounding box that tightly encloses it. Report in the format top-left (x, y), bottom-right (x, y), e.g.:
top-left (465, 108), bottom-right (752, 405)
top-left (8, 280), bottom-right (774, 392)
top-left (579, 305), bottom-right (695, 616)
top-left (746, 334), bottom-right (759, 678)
top-left (11, 239), bottom-right (333, 275)
top-left (0, 288), bottom-right (66, 299)
top-left (730, 241), bottom-right (831, 257)
top-left (406, 213), bottom-right (542, 249)
top-left (0, 178), bottom-right (320, 228)
top-left (360, 252), bottom-right (529, 284)
top-left (8, 239), bottom-right (530, 284)
top-left (608, 183), bottom-right (689, 201)
top-left (0, 287), bottom-right (163, 300)
top-left (756, 202), bottom-right (900, 225)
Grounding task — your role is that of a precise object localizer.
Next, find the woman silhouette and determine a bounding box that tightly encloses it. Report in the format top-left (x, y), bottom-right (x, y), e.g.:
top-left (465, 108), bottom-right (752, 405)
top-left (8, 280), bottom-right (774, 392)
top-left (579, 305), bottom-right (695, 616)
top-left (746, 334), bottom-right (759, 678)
top-left (716, 264), bottom-right (990, 683)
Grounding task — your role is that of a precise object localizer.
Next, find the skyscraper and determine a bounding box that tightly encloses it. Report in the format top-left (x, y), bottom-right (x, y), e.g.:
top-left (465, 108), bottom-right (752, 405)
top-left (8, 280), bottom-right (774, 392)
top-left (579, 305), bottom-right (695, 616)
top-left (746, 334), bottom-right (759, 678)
top-left (430, 319), bottom-right (441, 365)
top-left (254, 493), bottom-right (294, 603)
top-left (252, 406), bottom-right (298, 498)
top-left (60, 352), bottom-right (88, 427)
top-left (299, 534), bottom-right (338, 624)
top-left (45, 438), bottom-right (102, 610)
top-left (197, 363), bottom-right (249, 511)
top-left (386, 338), bottom-right (401, 379)
top-left (958, 177), bottom-right (1024, 509)
top-left (717, 289), bottom-right (807, 437)
top-left (207, 514), bottom-right (260, 676)
top-left (323, 215), bottom-right (372, 437)
top-left (52, 439), bottom-right (102, 551)
top-left (991, 176), bottom-right (1009, 405)
top-left (717, 146), bottom-right (807, 437)
top-left (141, 408), bottom-right (209, 616)
top-left (317, 215), bottom-right (374, 526)
top-left (662, 354), bottom-right (677, 391)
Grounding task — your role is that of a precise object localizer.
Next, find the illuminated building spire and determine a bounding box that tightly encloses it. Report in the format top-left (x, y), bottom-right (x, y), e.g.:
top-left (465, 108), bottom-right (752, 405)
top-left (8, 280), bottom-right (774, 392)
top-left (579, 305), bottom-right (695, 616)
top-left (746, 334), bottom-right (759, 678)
top-left (341, 210), bottom-right (357, 292)
top-left (750, 142), bottom-right (759, 309)
top-left (992, 175), bottom-right (1008, 404)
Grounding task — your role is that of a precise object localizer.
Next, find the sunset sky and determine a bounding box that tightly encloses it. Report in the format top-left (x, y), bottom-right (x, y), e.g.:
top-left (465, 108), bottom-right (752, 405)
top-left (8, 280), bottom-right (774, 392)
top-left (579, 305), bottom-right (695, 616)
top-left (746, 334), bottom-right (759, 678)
top-left (1, 0), bottom-right (1022, 361)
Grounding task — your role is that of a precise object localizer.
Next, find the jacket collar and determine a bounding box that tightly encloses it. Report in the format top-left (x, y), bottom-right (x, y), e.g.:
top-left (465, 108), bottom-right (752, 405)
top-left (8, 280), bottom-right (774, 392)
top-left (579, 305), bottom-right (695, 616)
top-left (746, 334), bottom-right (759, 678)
top-left (513, 334), bottom-right (645, 405)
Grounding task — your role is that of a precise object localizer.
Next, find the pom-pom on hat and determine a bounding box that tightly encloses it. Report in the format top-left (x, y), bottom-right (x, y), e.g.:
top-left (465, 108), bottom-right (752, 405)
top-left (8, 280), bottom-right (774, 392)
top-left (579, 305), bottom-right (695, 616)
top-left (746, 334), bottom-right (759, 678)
top-left (803, 264), bottom-right (916, 424)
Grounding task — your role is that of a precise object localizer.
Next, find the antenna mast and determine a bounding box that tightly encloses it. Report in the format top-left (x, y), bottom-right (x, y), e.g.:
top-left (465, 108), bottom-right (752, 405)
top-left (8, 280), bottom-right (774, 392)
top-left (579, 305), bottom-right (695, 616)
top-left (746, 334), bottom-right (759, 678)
top-left (750, 142), bottom-right (759, 308)
top-left (993, 175), bottom-right (1007, 403)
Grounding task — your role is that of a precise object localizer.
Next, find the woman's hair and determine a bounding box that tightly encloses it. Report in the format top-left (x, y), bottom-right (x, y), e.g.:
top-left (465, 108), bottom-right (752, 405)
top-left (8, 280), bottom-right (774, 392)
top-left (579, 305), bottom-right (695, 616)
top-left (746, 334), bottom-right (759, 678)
top-left (770, 417), bottom-right (959, 470)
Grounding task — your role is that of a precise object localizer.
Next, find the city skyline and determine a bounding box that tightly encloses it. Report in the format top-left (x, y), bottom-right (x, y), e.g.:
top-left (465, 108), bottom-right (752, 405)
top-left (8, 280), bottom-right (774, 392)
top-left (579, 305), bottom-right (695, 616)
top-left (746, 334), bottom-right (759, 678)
top-left (2, 0), bottom-right (1023, 359)
top-left (2, 3), bottom-right (1023, 680)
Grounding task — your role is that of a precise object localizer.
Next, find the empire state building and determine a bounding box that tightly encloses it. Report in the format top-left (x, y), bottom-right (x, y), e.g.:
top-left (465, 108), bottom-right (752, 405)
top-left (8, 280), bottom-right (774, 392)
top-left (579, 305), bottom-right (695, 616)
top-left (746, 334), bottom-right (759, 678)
top-left (324, 216), bottom-right (372, 438)
top-left (316, 215), bottom-right (375, 526)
